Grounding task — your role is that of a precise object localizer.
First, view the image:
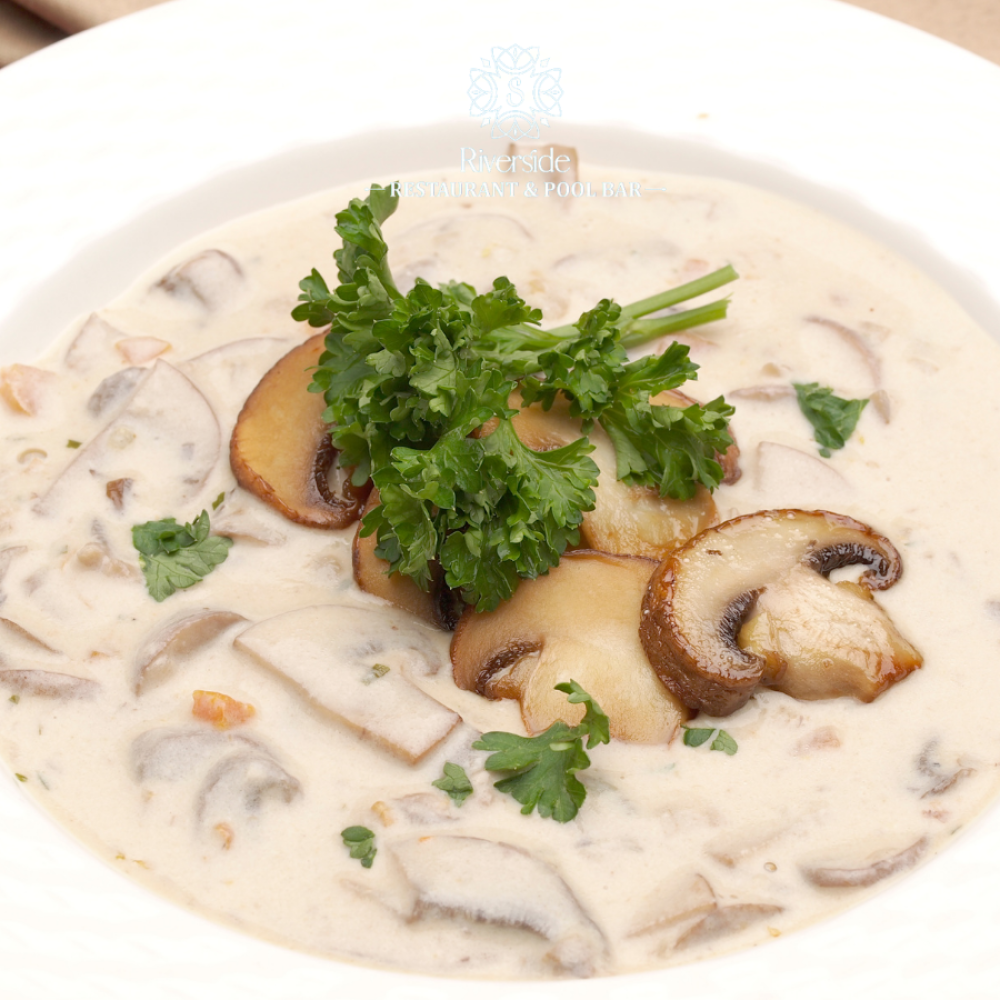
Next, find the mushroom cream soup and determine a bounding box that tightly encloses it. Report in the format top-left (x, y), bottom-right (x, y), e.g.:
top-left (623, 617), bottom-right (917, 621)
top-left (1, 166), bottom-right (999, 979)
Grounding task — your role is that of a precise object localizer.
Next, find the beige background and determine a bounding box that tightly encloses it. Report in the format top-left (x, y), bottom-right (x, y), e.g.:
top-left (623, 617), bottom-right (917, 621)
top-left (0, 0), bottom-right (998, 67)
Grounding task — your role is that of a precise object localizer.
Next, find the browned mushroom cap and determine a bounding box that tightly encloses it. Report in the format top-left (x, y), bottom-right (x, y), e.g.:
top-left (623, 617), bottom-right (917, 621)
top-left (352, 489), bottom-right (462, 630)
top-left (640, 509), bottom-right (920, 716)
top-left (451, 549), bottom-right (689, 742)
top-left (508, 390), bottom-right (725, 560)
top-left (230, 334), bottom-right (371, 528)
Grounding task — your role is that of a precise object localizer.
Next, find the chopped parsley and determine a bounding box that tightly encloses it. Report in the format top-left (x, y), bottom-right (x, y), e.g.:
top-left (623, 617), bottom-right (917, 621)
top-left (473, 680), bottom-right (610, 823)
top-left (361, 663), bottom-right (390, 685)
top-left (211, 491), bottom-right (226, 510)
top-left (132, 510), bottom-right (233, 602)
top-left (298, 185), bottom-right (737, 612)
top-left (682, 725), bottom-right (739, 755)
top-left (66, 439), bottom-right (81, 449)
top-left (432, 761), bottom-right (474, 806)
top-left (793, 382), bottom-right (868, 457)
top-left (341, 825), bottom-right (377, 868)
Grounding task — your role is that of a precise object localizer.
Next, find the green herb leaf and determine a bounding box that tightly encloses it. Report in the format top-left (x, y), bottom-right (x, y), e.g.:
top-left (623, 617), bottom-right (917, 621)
top-left (682, 726), bottom-right (715, 747)
top-left (472, 681), bottom-right (609, 822)
top-left (132, 510), bottom-right (233, 602)
top-left (432, 761), bottom-right (474, 806)
top-left (793, 382), bottom-right (868, 457)
top-left (303, 188), bottom-right (738, 611)
top-left (14, 773), bottom-right (27, 782)
top-left (66, 439), bottom-right (81, 449)
top-left (341, 825), bottom-right (377, 868)
top-left (212, 491), bottom-right (226, 510)
top-left (683, 725), bottom-right (739, 755)
top-left (711, 730), bottom-right (739, 755)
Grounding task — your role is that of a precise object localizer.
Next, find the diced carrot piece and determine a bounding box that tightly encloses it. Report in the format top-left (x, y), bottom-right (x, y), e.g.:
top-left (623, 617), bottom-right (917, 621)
top-left (192, 689), bottom-right (256, 729)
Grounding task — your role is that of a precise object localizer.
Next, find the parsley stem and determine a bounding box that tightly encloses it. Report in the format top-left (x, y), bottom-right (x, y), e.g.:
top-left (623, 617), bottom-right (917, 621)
top-left (619, 298), bottom-right (732, 347)
top-left (541, 264), bottom-right (738, 347)
top-left (618, 264), bottom-right (739, 321)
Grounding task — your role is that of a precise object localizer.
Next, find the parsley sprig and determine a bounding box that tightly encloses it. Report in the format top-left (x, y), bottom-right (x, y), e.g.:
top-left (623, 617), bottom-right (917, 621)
top-left (793, 382), bottom-right (868, 457)
top-left (341, 825), bottom-right (377, 868)
top-left (472, 680), bottom-right (610, 823)
top-left (132, 510), bottom-right (232, 602)
top-left (432, 761), bottom-right (474, 806)
top-left (299, 185), bottom-right (737, 611)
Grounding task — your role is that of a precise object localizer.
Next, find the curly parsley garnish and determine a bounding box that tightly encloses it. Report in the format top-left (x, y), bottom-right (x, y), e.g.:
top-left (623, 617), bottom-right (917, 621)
top-left (298, 185), bottom-right (737, 612)
top-left (472, 680), bottom-right (610, 823)
top-left (793, 382), bottom-right (868, 457)
top-left (341, 825), bottom-right (377, 868)
top-left (132, 510), bottom-right (233, 602)
top-left (432, 761), bottom-right (474, 806)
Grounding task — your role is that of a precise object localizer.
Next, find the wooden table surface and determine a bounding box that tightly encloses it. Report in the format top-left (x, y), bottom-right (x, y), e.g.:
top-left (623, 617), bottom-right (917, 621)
top-left (0, 0), bottom-right (998, 68)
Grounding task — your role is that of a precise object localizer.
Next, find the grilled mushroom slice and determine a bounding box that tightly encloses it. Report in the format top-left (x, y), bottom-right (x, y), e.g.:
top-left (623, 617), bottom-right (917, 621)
top-left (508, 389), bottom-right (732, 560)
top-left (230, 334), bottom-right (370, 528)
top-left (452, 550), bottom-right (688, 742)
top-left (352, 489), bottom-right (462, 629)
top-left (640, 509), bottom-right (921, 716)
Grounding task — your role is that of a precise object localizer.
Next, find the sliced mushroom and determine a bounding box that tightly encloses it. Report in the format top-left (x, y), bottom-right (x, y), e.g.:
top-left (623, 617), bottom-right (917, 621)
top-left (64, 313), bottom-right (124, 373)
top-left (230, 334), bottom-right (370, 529)
top-left (507, 390), bottom-right (726, 561)
top-left (739, 564), bottom-right (922, 701)
top-left (233, 604), bottom-right (458, 763)
top-left (0, 618), bottom-right (97, 698)
top-left (39, 360), bottom-right (220, 518)
top-left (0, 669), bottom-right (99, 699)
top-left (353, 489), bottom-right (461, 629)
top-left (180, 336), bottom-right (295, 433)
top-left (801, 836), bottom-right (928, 888)
top-left (155, 249), bottom-right (244, 310)
top-left (133, 609), bottom-right (248, 694)
top-left (105, 478), bottom-right (132, 511)
top-left (753, 442), bottom-right (853, 504)
top-left (130, 726), bottom-right (299, 839)
top-left (195, 751), bottom-right (301, 824)
top-left (0, 616), bottom-right (59, 654)
top-left (391, 835), bottom-right (605, 976)
top-left (628, 872), bottom-right (717, 937)
top-left (86, 367), bottom-right (144, 418)
top-left (675, 903), bottom-right (783, 950)
top-left (372, 791), bottom-right (455, 827)
top-left (75, 539), bottom-right (139, 579)
top-left (131, 727), bottom-right (260, 782)
top-left (640, 509), bottom-right (921, 716)
top-left (452, 550), bottom-right (689, 743)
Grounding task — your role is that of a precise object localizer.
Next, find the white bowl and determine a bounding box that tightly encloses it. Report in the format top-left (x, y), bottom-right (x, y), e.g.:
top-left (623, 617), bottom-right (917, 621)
top-left (2, 2), bottom-right (1000, 997)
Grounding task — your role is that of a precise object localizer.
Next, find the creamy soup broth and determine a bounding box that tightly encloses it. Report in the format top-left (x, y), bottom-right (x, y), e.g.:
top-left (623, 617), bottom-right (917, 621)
top-left (1, 166), bottom-right (1000, 978)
